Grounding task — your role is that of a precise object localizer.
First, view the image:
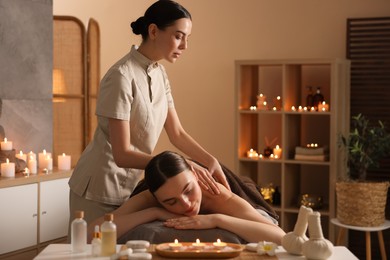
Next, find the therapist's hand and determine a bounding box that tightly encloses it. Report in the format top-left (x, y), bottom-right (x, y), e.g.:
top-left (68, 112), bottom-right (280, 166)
top-left (188, 160), bottom-right (230, 195)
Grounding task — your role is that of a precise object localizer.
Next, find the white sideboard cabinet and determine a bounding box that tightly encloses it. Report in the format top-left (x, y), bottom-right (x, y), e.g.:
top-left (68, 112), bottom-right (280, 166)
top-left (0, 170), bottom-right (71, 259)
top-left (0, 184), bottom-right (38, 254)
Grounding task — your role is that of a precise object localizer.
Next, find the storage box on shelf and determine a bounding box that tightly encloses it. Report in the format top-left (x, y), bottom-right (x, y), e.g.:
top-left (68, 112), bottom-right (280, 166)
top-left (235, 59), bottom-right (350, 242)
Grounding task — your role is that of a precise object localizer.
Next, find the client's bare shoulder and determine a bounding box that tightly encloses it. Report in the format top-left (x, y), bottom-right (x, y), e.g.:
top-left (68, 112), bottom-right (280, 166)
top-left (200, 183), bottom-right (234, 213)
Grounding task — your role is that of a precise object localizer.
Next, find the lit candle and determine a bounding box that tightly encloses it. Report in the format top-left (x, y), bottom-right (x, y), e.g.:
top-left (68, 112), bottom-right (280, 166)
top-left (1, 159), bottom-right (15, 177)
top-left (291, 106), bottom-right (296, 111)
top-left (38, 149), bottom-right (51, 169)
top-left (169, 239), bottom-right (184, 251)
top-left (1, 138), bottom-right (13, 151)
top-left (247, 148), bottom-right (258, 158)
top-left (28, 151), bottom-right (37, 162)
top-left (28, 155), bottom-right (37, 174)
top-left (310, 107), bottom-right (316, 112)
top-left (213, 239), bottom-right (227, 249)
top-left (318, 101), bottom-right (329, 112)
top-left (42, 155), bottom-right (53, 171)
top-left (249, 106), bottom-right (257, 111)
top-left (273, 145), bottom-right (282, 159)
top-left (298, 106), bottom-right (303, 112)
top-left (192, 239), bottom-right (205, 249)
top-left (58, 153), bottom-right (71, 170)
top-left (259, 154), bottom-right (263, 159)
top-left (273, 96), bottom-right (282, 110)
top-left (272, 106), bottom-right (277, 111)
top-left (15, 151), bottom-right (27, 162)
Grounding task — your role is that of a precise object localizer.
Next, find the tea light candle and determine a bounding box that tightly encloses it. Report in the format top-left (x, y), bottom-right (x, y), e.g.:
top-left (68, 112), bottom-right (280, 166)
top-left (58, 153), bottom-right (71, 170)
top-left (291, 106), bottom-right (296, 111)
top-left (169, 239), bottom-right (184, 251)
top-left (1, 138), bottom-right (12, 151)
top-left (213, 239), bottom-right (227, 249)
top-left (16, 151), bottom-right (27, 162)
top-left (28, 155), bottom-right (37, 174)
top-left (38, 149), bottom-right (51, 169)
top-left (192, 239), bottom-right (205, 249)
top-left (273, 145), bottom-right (282, 159)
top-left (298, 106), bottom-right (303, 112)
top-left (249, 105), bottom-right (257, 111)
top-left (1, 159), bottom-right (15, 177)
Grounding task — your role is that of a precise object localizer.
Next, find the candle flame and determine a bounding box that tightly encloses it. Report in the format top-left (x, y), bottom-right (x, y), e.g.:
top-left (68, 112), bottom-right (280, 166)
top-left (196, 239), bottom-right (200, 244)
top-left (4, 137), bottom-right (7, 142)
top-left (6, 158), bottom-right (9, 164)
top-left (174, 239), bottom-right (179, 244)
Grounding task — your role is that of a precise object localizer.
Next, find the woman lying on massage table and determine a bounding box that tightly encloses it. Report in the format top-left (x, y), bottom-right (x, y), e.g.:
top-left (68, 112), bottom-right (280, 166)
top-left (88, 151), bottom-right (285, 244)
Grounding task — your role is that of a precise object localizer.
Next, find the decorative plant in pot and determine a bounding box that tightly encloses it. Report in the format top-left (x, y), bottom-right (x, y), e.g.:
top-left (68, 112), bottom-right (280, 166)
top-left (337, 114), bottom-right (390, 227)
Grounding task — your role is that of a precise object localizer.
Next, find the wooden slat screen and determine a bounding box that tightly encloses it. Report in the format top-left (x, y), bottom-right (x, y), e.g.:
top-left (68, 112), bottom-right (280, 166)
top-left (346, 16), bottom-right (390, 259)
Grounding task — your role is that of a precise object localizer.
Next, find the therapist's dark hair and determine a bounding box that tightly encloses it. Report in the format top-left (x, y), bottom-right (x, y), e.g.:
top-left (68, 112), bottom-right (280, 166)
top-left (145, 151), bottom-right (191, 193)
top-left (130, 0), bottom-right (192, 41)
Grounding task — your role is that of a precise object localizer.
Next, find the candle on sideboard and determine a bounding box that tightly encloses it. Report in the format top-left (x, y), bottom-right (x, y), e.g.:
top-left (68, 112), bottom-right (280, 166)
top-left (58, 153), bottom-right (71, 170)
top-left (42, 155), bottom-right (53, 171)
top-left (16, 150), bottom-right (27, 162)
top-left (1, 138), bottom-right (13, 151)
top-left (28, 151), bottom-right (37, 162)
top-left (28, 155), bottom-right (37, 174)
top-left (38, 149), bottom-right (51, 169)
top-left (1, 158), bottom-right (15, 177)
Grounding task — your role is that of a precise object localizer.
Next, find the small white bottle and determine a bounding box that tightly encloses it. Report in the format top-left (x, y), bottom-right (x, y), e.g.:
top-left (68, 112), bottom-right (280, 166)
top-left (101, 213), bottom-right (117, 256)
top-left (91, 225), bottom-right (102, 257)
top-left (71, 210), bottom-right (87, 253)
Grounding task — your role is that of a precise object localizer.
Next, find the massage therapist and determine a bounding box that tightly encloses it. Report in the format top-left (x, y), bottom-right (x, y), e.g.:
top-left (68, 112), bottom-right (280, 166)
top-left (68, 0), bottom-right (229, 228)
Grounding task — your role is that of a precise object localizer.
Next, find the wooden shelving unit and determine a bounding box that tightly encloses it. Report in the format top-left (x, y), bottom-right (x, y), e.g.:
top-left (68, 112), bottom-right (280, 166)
top-left (234, 59), bottom-right (350, 242)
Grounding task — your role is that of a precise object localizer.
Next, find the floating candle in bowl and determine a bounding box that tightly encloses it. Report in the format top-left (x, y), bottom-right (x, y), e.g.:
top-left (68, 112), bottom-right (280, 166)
top-left (213, 239), bottom-right (227, 249)
top-left (169, 239), bottom-right (184, 251)
top-left (192, 239), bottom-right (205, 249)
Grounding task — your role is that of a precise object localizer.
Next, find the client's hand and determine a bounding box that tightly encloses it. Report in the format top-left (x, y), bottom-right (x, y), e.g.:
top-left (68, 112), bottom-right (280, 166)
top-left (153, 207), bottom-right (183, 221)
top-left (163, 214), bottom-right (219, 230)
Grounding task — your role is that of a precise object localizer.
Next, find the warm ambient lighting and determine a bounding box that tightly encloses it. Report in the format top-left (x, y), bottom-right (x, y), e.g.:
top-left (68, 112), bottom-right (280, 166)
top-left (53, 69), bottom-right (67, 102)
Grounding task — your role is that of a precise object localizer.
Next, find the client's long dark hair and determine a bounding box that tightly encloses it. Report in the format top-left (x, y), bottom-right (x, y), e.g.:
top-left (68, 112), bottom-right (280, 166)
top-left (145, 151), bottom-right (191, 193)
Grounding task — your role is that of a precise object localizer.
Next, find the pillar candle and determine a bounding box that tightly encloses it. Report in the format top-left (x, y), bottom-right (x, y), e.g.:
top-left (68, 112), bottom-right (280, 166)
top-left (1, 159), bottom-right (15, 177)
top-left (58, 153), bottom-right (71, 170)
top-left (28, 151), bottom-right (37, 162)
top-left (41, 155), bottom-right (53, 171)
top-left (1, 138), bottom-right (13, 151)
top-left (38, 149), bottom-right (51, 169)
top-left (28, 155), bottom-right (37, 174)
top-left (273, 145), bottom-right (282, 159)
top-left (15, 151), bottom-right (27, 162)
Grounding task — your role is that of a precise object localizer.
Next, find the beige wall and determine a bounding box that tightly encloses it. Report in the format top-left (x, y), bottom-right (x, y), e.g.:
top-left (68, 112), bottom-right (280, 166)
top-left (53, 0), bottom-right (390, 170)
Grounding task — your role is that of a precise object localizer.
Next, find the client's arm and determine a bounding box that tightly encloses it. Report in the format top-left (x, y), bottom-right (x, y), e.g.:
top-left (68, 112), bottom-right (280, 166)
top-left (164, 183), bottom-right (285, 244)
top-left (87, 190), bottom-right (180, 241)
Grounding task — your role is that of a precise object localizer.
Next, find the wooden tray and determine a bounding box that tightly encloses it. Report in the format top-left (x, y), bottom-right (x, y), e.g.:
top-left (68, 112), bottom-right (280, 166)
top-left (155, 242), bottom-right (244, 259)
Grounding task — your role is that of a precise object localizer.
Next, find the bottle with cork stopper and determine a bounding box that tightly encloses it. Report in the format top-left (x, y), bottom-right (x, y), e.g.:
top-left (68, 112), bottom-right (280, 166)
top-left (101, 213), bottom-right (117, 256)
top-left (71, 210), bottom-right (87, 253)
